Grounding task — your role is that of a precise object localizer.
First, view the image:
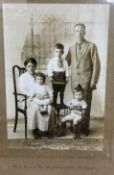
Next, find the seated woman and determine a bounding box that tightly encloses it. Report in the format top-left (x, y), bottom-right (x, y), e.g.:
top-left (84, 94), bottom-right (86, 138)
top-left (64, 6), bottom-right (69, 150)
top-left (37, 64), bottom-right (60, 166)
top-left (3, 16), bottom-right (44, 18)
top-left (19, 57), bottom-right (55, 139)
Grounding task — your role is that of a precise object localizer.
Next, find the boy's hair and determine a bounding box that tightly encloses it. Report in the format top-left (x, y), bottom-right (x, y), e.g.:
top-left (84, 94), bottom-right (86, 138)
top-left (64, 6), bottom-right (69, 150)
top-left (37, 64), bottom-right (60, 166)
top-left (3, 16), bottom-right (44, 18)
top-left (74, 23), bottom-right (85, 30)
top-left (24, 57), bottom-right (37, 67)
top-left (35, 72), bottom-right (46, 83)
top-left (73, 84), bottom-right (84, 94)
top-left (54, 43), bottom-right (64, 53)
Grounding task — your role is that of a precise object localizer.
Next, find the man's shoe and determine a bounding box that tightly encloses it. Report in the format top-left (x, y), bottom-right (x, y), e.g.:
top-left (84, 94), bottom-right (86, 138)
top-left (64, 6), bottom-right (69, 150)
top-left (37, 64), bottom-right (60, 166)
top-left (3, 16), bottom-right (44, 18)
top-left (83, 129), bottom-right (90, 136)
top-left (85, 129), bottom-right (90, 136)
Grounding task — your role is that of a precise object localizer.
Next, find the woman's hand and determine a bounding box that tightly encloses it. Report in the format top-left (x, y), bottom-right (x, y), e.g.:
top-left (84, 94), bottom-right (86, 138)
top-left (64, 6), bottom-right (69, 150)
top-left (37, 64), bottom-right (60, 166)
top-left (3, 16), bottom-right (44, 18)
top-left (45, 98), bottom-right (53, 104)
top-left (44, 94), bottom-right (50, 99)
top-left (40, 98), bottom-right (53, 105)
top-left (36, 94), bottom-right (44, 100)
top-left (48, 98), bottom-right (53, 104)
top-left (49, 76), bottom-right (53, 81)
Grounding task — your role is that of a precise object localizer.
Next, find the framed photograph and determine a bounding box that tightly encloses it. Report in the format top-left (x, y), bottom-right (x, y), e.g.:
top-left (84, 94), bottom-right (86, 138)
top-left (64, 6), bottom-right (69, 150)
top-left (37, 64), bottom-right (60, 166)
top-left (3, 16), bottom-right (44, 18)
top-left (0, 0), bottom-right (114, 175)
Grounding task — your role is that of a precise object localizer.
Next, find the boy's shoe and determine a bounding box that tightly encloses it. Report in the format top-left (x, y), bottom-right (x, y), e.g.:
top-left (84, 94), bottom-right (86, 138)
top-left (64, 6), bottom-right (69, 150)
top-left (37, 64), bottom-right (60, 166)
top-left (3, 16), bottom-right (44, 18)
top-left (73, 124), bottom-right (81, 139)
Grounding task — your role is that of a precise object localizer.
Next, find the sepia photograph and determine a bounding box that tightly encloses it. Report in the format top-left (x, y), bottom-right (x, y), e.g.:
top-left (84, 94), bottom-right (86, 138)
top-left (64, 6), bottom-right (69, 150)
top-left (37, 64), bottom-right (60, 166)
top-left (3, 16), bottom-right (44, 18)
top-left (3, 3), bottom-right (109, 151)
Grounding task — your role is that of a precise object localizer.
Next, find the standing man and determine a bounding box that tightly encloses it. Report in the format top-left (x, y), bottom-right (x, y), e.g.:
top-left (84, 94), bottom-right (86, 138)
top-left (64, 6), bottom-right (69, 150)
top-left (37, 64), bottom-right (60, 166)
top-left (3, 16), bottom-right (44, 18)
top-left (66, 23), bottom-right (100, 135)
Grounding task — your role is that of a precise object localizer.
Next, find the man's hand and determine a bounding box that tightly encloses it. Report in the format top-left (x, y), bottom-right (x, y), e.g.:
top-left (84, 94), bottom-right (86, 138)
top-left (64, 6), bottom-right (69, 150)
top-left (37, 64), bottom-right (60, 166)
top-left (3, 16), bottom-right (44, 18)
top-left (66, 76), bottom-right (69, 83)
top-left (90, 84), bottom-right (96, 90)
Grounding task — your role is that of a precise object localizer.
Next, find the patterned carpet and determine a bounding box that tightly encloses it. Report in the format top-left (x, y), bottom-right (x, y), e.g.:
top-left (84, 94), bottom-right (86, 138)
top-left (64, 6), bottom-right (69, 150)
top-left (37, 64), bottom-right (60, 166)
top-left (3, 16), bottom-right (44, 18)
top-left (7, 118), bottom-right (104, 151)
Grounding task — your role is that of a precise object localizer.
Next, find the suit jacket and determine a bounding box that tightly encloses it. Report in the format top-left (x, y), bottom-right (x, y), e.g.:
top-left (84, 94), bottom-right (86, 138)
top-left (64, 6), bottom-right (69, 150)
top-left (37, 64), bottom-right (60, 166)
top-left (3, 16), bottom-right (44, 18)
top-left (66, 39), bottom-right (100, 90)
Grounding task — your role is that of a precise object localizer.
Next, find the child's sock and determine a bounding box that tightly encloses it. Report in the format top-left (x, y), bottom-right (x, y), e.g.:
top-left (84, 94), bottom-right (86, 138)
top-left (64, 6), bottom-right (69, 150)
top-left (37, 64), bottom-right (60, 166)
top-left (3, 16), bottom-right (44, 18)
top-left (73, 123), bottom-right (81, 139)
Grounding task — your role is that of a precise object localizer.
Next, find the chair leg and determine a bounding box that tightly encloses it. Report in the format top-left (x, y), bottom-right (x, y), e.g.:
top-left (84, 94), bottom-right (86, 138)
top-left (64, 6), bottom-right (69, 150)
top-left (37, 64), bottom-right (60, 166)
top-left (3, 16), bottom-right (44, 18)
top-left (64, 109), bottom-right (65, 116)
top-left (13, 110), bottom-right (18, 132)
top-left (64, 108), bottom-right (69, 116)
top-left (56, 109), bottom-right (60, 124)
top-left (64, 108), bottom-right (68, 116)
top-left (25, 113), bottom-right (27, 139)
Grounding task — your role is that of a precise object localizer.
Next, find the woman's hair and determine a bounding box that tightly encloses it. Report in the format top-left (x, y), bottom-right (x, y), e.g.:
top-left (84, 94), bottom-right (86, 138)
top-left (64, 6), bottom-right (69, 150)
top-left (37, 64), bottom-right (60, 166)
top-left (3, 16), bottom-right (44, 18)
top-left (36, 72), bottom-right (46, 83)
top-left (24, 57), bottom-right (37, 67)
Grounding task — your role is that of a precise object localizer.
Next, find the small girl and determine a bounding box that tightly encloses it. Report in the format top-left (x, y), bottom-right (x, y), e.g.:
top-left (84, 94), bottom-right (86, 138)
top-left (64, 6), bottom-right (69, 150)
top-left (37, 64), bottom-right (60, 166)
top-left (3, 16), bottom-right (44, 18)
top-left (61, 84), bottom-right (87, 139)
top-left (29, 72), bottom-right (53, 138)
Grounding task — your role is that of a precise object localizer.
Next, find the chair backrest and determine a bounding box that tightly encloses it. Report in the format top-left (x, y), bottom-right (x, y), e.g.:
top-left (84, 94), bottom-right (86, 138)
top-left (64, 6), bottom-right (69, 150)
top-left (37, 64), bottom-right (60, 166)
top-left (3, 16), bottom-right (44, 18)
top-left (12, 65), bottom-right (26, 94)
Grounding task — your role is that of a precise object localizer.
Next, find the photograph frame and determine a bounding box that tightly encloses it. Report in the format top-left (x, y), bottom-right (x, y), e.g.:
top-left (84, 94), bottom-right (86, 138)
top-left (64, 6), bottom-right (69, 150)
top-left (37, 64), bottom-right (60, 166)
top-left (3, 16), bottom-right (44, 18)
top-left (0, 0), bottom-right (114, 174)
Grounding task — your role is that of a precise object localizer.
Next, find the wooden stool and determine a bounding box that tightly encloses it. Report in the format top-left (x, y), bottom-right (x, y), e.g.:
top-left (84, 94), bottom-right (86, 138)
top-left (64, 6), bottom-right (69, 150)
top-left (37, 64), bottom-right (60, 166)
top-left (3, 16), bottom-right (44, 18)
top-left (55, 104), bottom-right (70, 127)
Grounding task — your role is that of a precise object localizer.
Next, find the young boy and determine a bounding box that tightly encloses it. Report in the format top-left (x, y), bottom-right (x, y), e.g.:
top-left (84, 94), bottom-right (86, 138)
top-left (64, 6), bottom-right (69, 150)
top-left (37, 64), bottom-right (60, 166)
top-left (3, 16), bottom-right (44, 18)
top-left (47, 43), bottom-right (70, 107)
top-left (61, 84), bottom-right (87, 139)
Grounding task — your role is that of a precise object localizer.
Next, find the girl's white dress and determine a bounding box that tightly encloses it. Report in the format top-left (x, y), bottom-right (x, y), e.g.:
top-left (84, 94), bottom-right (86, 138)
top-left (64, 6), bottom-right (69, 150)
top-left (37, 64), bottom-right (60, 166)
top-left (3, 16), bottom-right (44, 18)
top-left (29, 83), bottom-right (53, 131)
top-left (19, 72), bottom-right (54, 131)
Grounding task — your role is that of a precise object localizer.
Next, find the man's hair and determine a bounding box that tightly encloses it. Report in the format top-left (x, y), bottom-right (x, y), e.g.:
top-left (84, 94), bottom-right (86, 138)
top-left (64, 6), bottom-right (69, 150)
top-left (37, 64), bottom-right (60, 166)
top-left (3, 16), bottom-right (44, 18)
top-left (74, 23), bottom-right (86, 30)
top-left (36, 72), bottom-right (46, 83)
top-left (24, 57), bottom-right (37, 67)
top-left (73, 84), bottom-right (84, 94)
top-left (54, 43), bottom-right (64, 53)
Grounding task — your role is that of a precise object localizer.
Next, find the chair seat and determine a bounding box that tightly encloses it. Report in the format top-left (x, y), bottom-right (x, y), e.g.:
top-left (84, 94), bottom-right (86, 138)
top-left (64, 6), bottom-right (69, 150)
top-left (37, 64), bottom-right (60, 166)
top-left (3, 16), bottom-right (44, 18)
top-left (56, 104), bottom-right (69, 110)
